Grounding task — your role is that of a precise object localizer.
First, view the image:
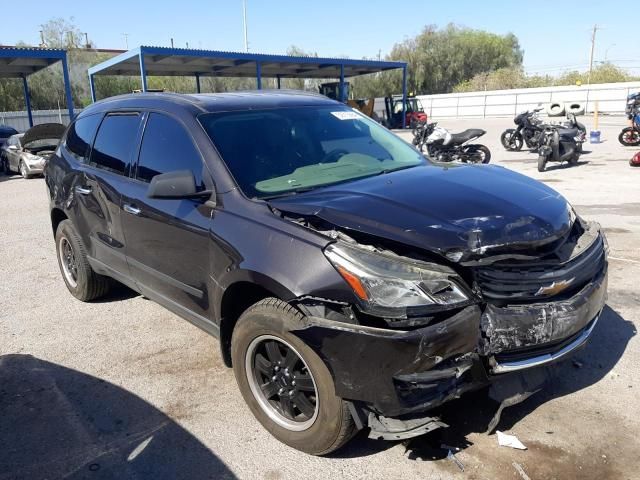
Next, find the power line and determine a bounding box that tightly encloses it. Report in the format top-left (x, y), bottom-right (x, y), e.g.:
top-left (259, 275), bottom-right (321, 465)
top-left (587, 24), bottom-right (599, 85)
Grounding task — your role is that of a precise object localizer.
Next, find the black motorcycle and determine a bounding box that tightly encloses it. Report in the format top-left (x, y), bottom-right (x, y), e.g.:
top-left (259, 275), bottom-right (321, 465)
top-left (502, 109), bottom-right (587, 152)
top-left (413, 121), bottom-right (491, 164)
top-left (501, 108), bottom-right (545, 151)
top-left (537, 125), bottom-right (583, 172)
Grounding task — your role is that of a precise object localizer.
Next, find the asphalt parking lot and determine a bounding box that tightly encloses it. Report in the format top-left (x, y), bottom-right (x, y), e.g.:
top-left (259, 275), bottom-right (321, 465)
top-left (1, 115), bottom-right (639, 480)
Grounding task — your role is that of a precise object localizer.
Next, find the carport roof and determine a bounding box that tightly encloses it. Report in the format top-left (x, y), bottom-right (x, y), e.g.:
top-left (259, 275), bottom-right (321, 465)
top-left (87, 45), bottom-right (406, 79)
top-left (0, 46), bottom-right (68, 78)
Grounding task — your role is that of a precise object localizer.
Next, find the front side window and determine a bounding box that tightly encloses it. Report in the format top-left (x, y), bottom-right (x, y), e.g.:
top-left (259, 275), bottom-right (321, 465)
top-left (135, 113), bottom-right (205, 190)
top-left (89, 113), bottom-right (141, 176)
top-left (199, 106), bottom-right (425, 199)
top-left (66, 114), bottom-right (102, 162)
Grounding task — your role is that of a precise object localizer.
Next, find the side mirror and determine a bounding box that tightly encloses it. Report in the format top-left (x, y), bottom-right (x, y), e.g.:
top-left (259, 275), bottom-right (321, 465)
top-left (147, 170), bottom-right (213, 200)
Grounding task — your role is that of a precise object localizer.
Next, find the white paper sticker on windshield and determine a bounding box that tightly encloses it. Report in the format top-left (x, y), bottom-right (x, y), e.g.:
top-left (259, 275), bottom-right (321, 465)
top-left (331, 111), bottom-right (361, 120)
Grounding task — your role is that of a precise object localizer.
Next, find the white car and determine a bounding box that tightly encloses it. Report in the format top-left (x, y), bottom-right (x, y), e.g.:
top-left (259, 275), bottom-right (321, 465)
top-left (1, 123), bottom-right (65, 178)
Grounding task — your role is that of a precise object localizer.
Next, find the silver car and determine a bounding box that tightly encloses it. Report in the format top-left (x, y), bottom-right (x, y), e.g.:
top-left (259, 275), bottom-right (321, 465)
top-left (1, 123), bottom-right (65, 178)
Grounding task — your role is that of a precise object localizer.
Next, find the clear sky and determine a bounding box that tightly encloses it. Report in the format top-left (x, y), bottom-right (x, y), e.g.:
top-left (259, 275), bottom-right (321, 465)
top-left (3, 0), bottom-right (638, 75)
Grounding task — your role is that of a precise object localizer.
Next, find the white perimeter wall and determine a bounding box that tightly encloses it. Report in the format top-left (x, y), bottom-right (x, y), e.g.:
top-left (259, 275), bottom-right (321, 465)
top-left (0, 109), bottom-right (82, 133)
top-left (417, 81), bottom-right (640, 119)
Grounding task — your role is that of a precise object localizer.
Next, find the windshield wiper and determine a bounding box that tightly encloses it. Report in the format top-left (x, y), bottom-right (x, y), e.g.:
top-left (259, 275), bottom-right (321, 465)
top-left (259, 187), bottom-right (319, 200)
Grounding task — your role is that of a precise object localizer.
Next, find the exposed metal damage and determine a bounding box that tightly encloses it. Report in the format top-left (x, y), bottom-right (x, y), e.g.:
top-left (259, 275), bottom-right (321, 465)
top-left (275, 200), bottom-right (608, 440)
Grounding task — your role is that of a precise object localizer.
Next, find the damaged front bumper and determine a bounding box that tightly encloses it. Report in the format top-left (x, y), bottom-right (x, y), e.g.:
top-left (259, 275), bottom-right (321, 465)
top-left (292, 266), bottom-right (607, 436)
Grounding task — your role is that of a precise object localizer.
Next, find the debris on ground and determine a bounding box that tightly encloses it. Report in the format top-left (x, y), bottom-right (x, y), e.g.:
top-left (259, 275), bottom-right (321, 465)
top-left (512, 462), bottom-right (531, 480)
top-left (446, 449), bottom-right (465, 472)
top-left (496, 431), bottom-right (527, 450)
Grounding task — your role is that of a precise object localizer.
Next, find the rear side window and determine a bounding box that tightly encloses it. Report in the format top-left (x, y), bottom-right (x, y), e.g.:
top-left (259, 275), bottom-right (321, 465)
top-left (66, 114), bottom-right (102, 162)
top-left (89, 113), bottom-right (141, 176)
top-left (136, 113), bottom-right (205, 190)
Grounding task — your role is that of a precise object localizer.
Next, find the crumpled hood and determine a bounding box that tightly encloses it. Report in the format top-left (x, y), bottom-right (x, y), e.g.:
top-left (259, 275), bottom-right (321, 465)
top-left (21, 123), bottom-right (65, 148)
top-left (269, 163), bottom-right (573, 262)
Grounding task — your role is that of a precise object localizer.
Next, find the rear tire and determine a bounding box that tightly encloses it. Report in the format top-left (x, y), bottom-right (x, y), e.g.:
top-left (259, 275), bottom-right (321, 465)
top-left (537, 154), bottom-right (548, 172)
top-left (55, 220), bottom-right (111, 301)
top-left (501, 130), bottom-right (523, 151)
top-left (466, 145), bottom-right (491, 164)
top-left (231, 298), bottom-right (356, 455)
top-left (619, 127), bottom-right (640, 146)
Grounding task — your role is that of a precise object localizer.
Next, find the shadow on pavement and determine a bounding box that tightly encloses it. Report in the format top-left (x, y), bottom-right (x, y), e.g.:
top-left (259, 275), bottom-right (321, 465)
top-left (335, 305), bottom-right (635, 460)
top-left (0, 354), bottom-right (236, 479)
top-left (90, 282), bottom-right (140, 303)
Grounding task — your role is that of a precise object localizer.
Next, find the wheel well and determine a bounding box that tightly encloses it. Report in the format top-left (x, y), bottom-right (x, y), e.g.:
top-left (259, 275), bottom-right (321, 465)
top-left (51, 208), bottom-right (68, 237)
top-left (219, 282), bottom-right (277, 367)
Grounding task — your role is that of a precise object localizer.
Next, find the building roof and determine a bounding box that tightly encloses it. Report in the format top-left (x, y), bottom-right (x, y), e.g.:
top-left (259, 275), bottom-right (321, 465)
top-left (88, 46), bottom-right (406, 79)
top-left (0, 46), bottom-right (67, 78)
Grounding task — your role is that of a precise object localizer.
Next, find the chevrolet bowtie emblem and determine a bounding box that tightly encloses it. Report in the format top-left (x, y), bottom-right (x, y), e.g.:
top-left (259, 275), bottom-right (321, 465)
top-left (536, 278), bottom-right (575, 296)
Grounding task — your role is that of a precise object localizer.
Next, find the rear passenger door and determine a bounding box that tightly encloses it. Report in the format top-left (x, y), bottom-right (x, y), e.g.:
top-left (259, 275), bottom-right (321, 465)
top-left (120, 112), bottom-right (213, 322)
top-left (73, 112), bottom-right (143, 283)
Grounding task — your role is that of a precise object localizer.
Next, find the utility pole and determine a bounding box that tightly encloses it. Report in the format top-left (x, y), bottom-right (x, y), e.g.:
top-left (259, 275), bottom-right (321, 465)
top-left (170, 38), bottom-right (174, 48)
top-left (122, 32), bottom-right (129, 50)
top-left (587, 24), bottom-right (599, 85)
top-left (84, 32), bottom-right (90, 48)
top-left (242, 0), bottom-right (249, 52)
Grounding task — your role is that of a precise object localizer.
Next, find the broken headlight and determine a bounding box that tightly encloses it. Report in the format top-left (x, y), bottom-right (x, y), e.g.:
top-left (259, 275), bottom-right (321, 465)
top-left (324, 242), bottom-right (471, 318)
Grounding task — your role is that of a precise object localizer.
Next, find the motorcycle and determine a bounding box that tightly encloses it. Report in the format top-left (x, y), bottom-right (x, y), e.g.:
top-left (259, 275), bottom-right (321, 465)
top-left (619, 93), bottom-right (640, 146)
top-left (537, 124), bottom-right (583, 172)
top-left (412, 121), bottom-right (491, 164)
top-left (501, 108), bottom-right (545, 151)
top-left (502, 109), bottom-right (587, 151)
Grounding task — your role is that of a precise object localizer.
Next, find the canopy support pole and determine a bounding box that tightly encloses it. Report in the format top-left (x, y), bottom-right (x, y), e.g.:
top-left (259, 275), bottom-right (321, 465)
top-left (402, 66), bottom-right (407, 129)
top-left (22, 75), bottom-right (33, 128)
top-left (61, 55), bottom-right (74, 120)
top-left (339, 64), bottom-right (345, 102)
top-left (139, 53), bottom-right (148, 92)
top-left (195, 73), bottom-right (201, 93)
top-left (89, 73), bottom-right (97, 103)
top-left (256, 62), bottom-right (262, 89)
top-left (277, 75), bottom-right (281, 89)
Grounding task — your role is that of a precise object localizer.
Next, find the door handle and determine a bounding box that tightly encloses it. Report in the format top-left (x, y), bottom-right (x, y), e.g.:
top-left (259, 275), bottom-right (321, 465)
top-left (74, 185), bottom-right (92, 195)
top-left (123, 204), bottom-right (142, 216)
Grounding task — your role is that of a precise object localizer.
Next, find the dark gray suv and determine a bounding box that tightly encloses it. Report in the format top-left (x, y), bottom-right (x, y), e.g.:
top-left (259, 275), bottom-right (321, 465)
top-left (45, 91), bottom-right (607, 455)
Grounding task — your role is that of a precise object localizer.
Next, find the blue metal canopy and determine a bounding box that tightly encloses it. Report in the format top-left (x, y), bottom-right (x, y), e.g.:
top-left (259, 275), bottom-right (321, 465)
top-left (88, 46), bottom-right (408, 126)
top-left (0, 47), bottom-right (74, 128)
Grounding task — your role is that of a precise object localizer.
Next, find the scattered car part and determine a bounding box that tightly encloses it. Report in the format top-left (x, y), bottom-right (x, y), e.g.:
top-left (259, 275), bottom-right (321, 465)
top-left (446, 449), bottom-right (465, 472)
top-left (566, 102), bottom-right (585, 115)
top-left (496, 431), bottom-right (527, 450)
top-left (630, 151), bottom-right (640, 167)
top-left (546, 102), bottom-right (565, 117)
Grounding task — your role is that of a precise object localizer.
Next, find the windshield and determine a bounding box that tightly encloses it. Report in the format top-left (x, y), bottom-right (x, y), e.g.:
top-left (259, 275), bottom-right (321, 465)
top-left (199, 106), bottom-right (425, 198)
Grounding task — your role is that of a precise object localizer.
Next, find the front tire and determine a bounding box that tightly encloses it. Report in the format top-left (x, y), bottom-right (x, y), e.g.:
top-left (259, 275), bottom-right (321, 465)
top-left (537, 154), bottom-right (548, 172)
top-left (55, 220), bottom-right (111, 301)
top-left (231, 298), bottom-right (356, 455)
top-left (501, 130), bottom-right (523, 151)
top-left (19, 161), bottom-right (30, 179)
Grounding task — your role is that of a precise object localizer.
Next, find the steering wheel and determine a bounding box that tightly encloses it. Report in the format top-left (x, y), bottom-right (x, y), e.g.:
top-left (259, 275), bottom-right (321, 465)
top-left (320, 148), bottom-right (349, 163)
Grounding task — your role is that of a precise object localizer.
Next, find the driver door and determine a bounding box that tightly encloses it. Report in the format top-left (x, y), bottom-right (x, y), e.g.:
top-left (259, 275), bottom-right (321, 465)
top-left (120, 111), bottom-right (214, 321)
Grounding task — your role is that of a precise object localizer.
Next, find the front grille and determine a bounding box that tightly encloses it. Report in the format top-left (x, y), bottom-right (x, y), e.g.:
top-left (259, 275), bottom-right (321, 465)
top-left (474, 232), bottom-right (606, 302)
top-left (493, 315), bottom-right (598, 365)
